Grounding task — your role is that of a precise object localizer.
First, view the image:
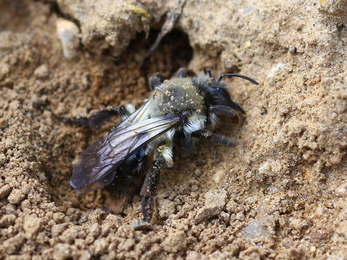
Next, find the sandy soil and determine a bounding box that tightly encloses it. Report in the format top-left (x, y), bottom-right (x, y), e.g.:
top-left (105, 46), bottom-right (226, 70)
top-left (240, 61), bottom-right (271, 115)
top-left (0, 0), bottom-right (346, 259)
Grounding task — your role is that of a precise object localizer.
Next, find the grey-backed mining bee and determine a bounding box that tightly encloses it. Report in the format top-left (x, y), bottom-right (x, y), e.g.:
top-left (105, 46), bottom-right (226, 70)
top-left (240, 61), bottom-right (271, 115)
top-left (68, 67), bottom-right (258, 223)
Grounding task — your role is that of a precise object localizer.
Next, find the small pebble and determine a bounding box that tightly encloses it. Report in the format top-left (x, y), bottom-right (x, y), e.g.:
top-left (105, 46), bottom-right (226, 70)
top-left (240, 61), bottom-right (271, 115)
top-left (34, 64), bottom-right (49, 79)
top-left (289, 46), bottom-right (297, 54)
top-left (191, 185), bottom-right (199, 192)
top-left (194, 189), bottom-right (227, 223)
top-left (56, 18), bottom-right (80, 60)
top-left (0, 63), bottom-right (10, 80)
top-left (0, 184), bottom-right (12, 199)
top-left (336, 182), bottom-right (347, 197)
top-left (131, 219), bottom-right (151, 230)
top-left (243, 221), bottom-right (269, 243)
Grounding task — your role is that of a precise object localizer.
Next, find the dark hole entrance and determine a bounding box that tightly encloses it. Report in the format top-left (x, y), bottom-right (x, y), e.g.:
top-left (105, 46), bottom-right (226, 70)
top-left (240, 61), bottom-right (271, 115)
top-left (115, 28), bottom-right (194, 81)
top-left (141, 28), bottom-right (194, 77)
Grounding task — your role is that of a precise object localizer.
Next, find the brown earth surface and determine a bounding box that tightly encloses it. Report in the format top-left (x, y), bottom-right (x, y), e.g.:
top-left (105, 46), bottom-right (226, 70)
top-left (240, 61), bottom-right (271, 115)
top-left (0, 0), bottom-right (346, 259)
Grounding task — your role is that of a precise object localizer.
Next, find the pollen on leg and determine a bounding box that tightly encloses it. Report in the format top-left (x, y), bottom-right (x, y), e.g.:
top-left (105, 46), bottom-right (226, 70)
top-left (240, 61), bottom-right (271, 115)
top-left (157, 145), bottom-right (173, 167)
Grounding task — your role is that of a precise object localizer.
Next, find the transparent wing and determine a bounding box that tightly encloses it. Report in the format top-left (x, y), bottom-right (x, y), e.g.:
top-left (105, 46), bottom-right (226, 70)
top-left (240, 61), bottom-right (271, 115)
top-left (70, 114), bottom-right (184, 193)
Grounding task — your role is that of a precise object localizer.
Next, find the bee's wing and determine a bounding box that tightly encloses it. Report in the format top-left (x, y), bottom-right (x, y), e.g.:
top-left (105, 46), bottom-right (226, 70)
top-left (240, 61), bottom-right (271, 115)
top-left (70, 114), bottom-right (184, 193)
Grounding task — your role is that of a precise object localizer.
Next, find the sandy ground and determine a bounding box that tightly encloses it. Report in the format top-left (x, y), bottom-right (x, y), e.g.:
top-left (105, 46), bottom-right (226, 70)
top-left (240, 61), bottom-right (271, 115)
top-left (0, 0), bottom-right (346, 259)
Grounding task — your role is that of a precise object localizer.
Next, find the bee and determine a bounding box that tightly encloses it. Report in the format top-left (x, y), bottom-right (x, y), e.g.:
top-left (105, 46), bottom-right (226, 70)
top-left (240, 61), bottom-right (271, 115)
top-left (68, 67), bottom-right (258, 223)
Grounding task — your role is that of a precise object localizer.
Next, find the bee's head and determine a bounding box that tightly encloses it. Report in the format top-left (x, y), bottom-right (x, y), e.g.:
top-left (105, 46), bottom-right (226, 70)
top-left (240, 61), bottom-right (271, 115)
top-left (191, 68), bottom-right (258, 125)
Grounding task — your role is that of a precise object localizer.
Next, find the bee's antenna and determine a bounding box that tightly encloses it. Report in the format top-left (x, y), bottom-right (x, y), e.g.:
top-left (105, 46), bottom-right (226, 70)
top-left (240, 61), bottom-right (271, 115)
top-left (218, 73), bottom-right (259, 85)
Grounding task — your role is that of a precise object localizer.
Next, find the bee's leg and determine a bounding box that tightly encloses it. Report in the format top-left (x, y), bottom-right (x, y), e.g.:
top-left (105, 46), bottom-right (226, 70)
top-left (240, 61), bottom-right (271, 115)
top-left (192, 129), bottom-right (240, 147)
top-left (87, 104), bottom-right (135, 129)
top-left (203, 66), bottom-right (213, 77)
top-left (61, 107), bottom-right (118, 130)
top-left (61, 104), bottom-right (135, 130)
top-left (140, 144), bottom-right (173, 222)
top-left (140, 156), bottom-right (165, 222)
top-left (175, 68), bottom-right (196, 78)
top-left (148, 73), bottom-right (164, 90)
